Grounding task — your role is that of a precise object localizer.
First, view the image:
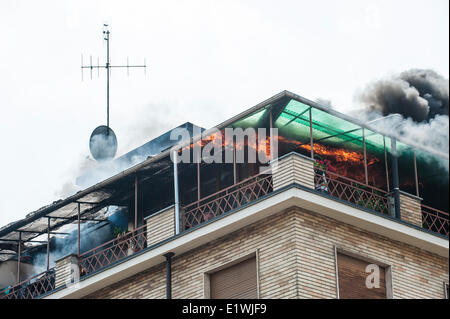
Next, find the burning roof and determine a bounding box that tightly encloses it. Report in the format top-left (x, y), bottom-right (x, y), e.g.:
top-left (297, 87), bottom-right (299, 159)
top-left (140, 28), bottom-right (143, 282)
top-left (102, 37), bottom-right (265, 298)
top-left (0, 90), bottom-right (448, 266)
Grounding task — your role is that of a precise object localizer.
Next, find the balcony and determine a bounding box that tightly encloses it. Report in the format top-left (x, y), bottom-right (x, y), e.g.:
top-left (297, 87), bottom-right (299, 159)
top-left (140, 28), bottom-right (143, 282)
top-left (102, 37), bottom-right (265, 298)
top-left (181, 173), bottom-right (273, 231)
top-left (0, 269), bottom-right (55, 299)
top-left (1, 152), bottom-right (448, 299)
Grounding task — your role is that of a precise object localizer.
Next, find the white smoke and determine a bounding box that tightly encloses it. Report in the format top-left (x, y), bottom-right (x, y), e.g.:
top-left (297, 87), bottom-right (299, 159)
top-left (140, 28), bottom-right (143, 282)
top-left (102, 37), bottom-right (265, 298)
top-left (350, 108), bottom-right (449, 171)
top-left (30, 206), bottom-right (128, 275)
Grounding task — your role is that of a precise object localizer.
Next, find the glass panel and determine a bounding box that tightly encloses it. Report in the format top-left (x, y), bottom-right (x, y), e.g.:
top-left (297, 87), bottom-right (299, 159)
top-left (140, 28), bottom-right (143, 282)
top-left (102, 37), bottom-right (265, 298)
top-left (396, 142), bottom-right (416, 196)
top-left (231, 108), bottom-right (268, 129)
top-left (310, 107), bottom-right (361, 144)
top-left (383, 136), bottom-right (394, 191)
top-left (225, 96), bottom-right (448, 214)
top-left (310, 107), bottom-right (365, 183)
top-left (179, 163), bottom-right (199, 206)
top-left (274, 99), bottom-right (311, 158)
top-left (195, 130), bottom-right (235, 198)
top-left (142, 158), bottom-right (175, 216)
top-left (416, 149), bottom-right (449, 212)
top-left (231, 108), bottom-right (270, 176)
top-left (365, 129), bottom-right (390, 191)
top-left (199, 162), bottom-right (234, 199)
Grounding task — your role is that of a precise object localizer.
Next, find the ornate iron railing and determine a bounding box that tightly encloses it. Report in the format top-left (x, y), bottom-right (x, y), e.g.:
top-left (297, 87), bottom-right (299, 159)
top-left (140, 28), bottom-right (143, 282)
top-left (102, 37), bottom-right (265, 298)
top-left (3, 159), bottom-right (448, 299)
top-left (314, 170), bottom-right (390, 215)
top-left (78, 225), bottom-right (147, 276)
top-left (0, 269), bottom-right (55, 299)
top-left (181, 173), bottom-right (273, 231)
top-left (422, 204), bottom-right (449, 236)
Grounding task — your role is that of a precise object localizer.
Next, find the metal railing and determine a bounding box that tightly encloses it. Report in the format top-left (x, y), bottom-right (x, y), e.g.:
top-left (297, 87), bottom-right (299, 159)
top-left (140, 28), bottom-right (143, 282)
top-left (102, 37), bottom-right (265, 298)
top-left (421, 204), bottom-right (449, 236)
top-left (314, 169), bottom-right (390, 215)
top-left (181, 173), bottom-right (274, 231)
top-left (2, 157), bottom-right (448, 299)
top-left (78, 225), bottom-right (147, 276)
top-left (0, 269), bottom-right (55, 299)
top-left (78, 172), bottom-right (272, 278)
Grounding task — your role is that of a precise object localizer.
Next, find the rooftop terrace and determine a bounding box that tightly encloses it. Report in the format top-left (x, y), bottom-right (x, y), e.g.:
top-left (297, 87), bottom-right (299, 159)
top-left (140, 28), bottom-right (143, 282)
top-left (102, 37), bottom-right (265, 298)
top-left (0, 90), bottom-right (448, 299)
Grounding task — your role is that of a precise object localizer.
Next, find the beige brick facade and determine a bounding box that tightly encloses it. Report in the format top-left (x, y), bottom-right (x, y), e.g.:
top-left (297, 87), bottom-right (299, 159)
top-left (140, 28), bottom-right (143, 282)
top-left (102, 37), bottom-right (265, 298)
top-left (146, 206), bottom-right (175, 247)
top-left (272, 153), bottom-right (315, 191)
top-left (399, 192), bottom-right (423, 228)
top-left (84, 207), bottom-right (448, 299)
top-left (55, 254), bottom-right (79, 289)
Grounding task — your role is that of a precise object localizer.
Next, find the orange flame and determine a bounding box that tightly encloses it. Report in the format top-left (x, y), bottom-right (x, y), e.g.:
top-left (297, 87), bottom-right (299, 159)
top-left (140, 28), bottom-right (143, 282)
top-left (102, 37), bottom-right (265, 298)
top-left (181, 134), bottom-right (390, 189)
top-left (278, 136), bottom-right (384, 184)
top-left (184, 131), bottom-right (271, 159)
top-left (278, 136), bottom-right (380, 165)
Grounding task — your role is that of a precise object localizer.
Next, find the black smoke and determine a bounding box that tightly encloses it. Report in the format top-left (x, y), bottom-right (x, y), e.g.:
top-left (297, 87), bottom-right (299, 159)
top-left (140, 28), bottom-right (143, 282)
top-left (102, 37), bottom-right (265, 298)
top-left (358, 69), bottom-right (449, 122)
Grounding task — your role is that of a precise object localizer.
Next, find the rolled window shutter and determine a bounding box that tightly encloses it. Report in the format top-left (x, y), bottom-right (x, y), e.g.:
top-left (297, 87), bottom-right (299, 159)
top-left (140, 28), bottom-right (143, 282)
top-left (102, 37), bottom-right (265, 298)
top-left (210, 257), bottom-right (257, 299)
top-left (337, 253), bottom-right (386, 299)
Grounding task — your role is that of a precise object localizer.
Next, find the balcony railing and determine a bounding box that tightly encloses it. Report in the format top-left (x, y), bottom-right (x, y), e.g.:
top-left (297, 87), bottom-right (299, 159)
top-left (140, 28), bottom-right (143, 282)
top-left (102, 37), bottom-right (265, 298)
top-left (78, 225), bottom-right (147, 276)
top-left (181, 173), bottom-right (273, 231)
top-left (2, 153), bottom-right (448, 299)
top-left (314, 170), bottom-right (390, 215)
top-left (422, 204), bottom-right (449, 236)
top-left (0, 269), bottom-right (55, 299)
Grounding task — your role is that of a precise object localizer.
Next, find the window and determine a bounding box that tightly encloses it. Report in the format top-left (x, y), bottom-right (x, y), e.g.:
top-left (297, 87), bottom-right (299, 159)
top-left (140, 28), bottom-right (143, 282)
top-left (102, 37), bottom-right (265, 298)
top-left (208, 256), bottom-right (258, 299)
top-left (445, 283), bottom-right (449, 299)
top-left (336, 251), bottom-right (389, 299)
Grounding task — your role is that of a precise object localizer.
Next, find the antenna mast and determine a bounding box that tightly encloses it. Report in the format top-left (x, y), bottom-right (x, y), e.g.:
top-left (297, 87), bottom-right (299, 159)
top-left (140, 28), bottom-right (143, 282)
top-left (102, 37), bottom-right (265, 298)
top-left (81, 24), bottom-right (146, 132)
top-left (106, 26), bottom-right (110, 129)
top-left (82, 24), bottom-right (146, 161)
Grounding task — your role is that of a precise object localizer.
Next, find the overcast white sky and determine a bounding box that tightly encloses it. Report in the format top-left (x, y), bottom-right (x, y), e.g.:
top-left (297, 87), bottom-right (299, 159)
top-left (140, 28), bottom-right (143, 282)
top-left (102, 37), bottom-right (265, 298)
top-left (0, 0), bottom-right (448, 227)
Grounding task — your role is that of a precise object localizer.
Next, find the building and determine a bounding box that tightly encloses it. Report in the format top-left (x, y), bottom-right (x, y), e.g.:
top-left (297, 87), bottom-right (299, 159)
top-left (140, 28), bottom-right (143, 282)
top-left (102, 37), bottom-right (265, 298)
top-left (0, 90), bottom-right (448, 299)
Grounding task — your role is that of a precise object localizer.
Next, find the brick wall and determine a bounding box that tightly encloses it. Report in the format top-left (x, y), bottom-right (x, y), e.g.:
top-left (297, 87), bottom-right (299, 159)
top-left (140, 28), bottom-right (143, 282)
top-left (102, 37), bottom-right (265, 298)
top-left (85, 210), bottom-right (298, 299)
top-left (293, 208), bottom-right (448, 299)
top-left (55, 254), bottom-right (78, 289)
top-left (399, 192), bottom-right (423, 227)
top-left (146, 206), bottom-right (175, 247)
top-left (272, 153), bottom-right (315, 191)
top-left (84, 207), bottom-right (448, 299)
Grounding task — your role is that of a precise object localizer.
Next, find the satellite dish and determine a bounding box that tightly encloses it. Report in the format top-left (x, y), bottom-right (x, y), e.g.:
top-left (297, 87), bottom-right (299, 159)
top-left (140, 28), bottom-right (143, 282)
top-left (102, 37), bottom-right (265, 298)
top-left (89, 125), bottom-right (118, 161)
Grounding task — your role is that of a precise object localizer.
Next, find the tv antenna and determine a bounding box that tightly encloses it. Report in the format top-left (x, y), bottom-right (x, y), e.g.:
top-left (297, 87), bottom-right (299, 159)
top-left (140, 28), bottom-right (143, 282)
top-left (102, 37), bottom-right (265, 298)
top-left (81, 24), bottom-right (147, 161)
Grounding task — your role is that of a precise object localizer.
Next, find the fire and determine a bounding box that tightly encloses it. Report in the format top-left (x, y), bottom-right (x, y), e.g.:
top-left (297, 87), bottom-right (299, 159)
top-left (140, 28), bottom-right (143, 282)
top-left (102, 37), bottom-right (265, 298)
top-left (278, 136), bottom-right (384, 184)
top-left (184, 134), bottom-right (378, 168)
top-left (278, 136), bottom-right (379, 164)
top-left (184, 131), bottom-right (271, 159)
top-left (301, 143), bottom-right (364, 163)
top-left (180, 133), bottom-right (390, 190)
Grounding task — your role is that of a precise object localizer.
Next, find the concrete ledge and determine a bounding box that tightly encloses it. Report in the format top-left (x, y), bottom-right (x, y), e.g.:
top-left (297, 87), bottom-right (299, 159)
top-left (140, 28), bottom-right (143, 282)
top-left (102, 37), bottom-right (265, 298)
top-left (397, 190), bottom-right (423, 201)
top-left (270, 151), bottom-right (316, 164)
top-left (144, 204), bottom-right (175, 221)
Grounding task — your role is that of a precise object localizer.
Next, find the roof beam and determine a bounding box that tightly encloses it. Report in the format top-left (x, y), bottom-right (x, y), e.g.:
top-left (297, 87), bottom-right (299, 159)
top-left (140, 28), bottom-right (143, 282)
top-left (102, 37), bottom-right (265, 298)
top-left (13, 230), bottom-right (70, 235)
top-left (0, 238), bottom-right (48, 243)
top-left (45, 216), bottom-right (107, 222)
top-left (74, 201), bottom-right (100, 205)
top-left (282, 106), bottom-right (310, 127)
